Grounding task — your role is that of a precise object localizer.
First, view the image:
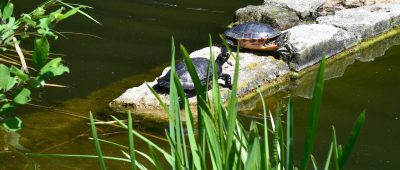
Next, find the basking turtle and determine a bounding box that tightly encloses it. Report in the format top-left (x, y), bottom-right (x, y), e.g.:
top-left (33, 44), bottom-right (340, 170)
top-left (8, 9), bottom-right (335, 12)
top-left (224, 21), bottom-right (296, 61)
top-left (156, 48), bottom-right (232, 93)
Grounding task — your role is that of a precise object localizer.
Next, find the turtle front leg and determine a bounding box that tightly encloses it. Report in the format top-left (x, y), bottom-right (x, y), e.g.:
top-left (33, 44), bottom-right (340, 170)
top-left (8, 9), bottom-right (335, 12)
top-left (219, 73), bottom-right (232, 89)
top-left (277, 43), bottom-right (296, 62)
top-left (275, 31), bottom-right (291, 47)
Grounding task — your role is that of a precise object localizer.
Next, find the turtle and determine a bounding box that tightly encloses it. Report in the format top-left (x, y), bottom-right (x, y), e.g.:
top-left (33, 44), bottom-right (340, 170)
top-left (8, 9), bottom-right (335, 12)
top-left (155, 47), bottom-right (232, 94)
top-left (223, 21), bottom-right (296, 61)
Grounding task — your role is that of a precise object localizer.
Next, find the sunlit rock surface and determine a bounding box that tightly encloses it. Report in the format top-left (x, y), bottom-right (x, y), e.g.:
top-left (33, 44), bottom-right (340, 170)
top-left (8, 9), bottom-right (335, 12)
top-left (235, 4), bottom-right (300, 30)
top-left (109, 47), bottom-right (289, 113)
top-left (264, 0), bottom-right (327, 18)
top-left (317, 3), bottom-right (400, 40)
top-left (287, 24), bottom-right (358, 71)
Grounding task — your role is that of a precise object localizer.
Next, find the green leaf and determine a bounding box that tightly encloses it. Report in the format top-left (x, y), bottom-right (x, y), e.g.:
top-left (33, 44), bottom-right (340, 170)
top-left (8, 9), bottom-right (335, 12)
top-left (2, 116), bottom-right (22, 132)
top-left (32, 37), bottom-right (50, 68)
top-left (2, 3), bottom-right (14, 19)
top-left (0, 94), bottom-right (6, 102)
top-left (13, 88), bottom-right (31, 104)
top-left (39, 57), bottom-right (70, 79)
top-left (0, 64), bottom-right (17, 91)
top-left (0, 103), bottom-right (15, 114)
top-left (56, 7), bottom-right (81, 22)
top-left (9, 66), bottom-right (29, 81)
top-left (32, 7), bottom-right (45, 16)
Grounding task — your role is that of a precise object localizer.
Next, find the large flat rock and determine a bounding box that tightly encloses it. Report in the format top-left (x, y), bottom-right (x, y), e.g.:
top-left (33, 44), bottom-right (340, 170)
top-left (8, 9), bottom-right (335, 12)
top-left (235, 4), bottom-right (300, 30)
top-left (317, 3), bottom-right (400, 40)
top-left (264, 0), bottom-right (327, 18)
top-left (287, 24), bottom-right (358, 71)
top-left (109, 47), bottom-right (290, 114)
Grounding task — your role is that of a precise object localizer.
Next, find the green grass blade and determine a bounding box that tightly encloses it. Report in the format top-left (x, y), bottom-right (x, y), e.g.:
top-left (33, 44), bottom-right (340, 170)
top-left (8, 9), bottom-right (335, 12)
top-left (339, 111), bottom-right (366, 169)
top-left (225, 45), bottom-right (240, 164)
top-left (323, 142), bottom-right (334, 170)
top-left (128, 112), bottom-right (136, 170)
top-left (58, 1), bottom-right (101, 25)
top-left (168, 37), bottom-right (178, 160)
top-left (278, 115), bottom-right (285, 170)
top-left (300, 55), bottom-right (326, 170)
top-left (184, 98), bottom-right (203, 170)
top-left (148, 144), bottom-right (163, 170)
top-left (311, 154), bottom-right (318, 170)
top-left (110, 116), bottom-right (174, 164)
top-left (270, 112), bottom-right (283, 167)
top-left (172, 74), bottom-right (187, 169)
top-left (198, 97), bottom-right (223, 169)
top-left (244, 122), bottom-right (261, 170)
top-left (121, 151), bottom-right (148, 170)
top-left (146, 83), bottom-right (168, 113)
top-left (257, 89), bottom-right (270, 169)
top-left (89, 112), bottom-right (107, 170)
top-left (180, 43), bottom-right (206, 157)
top-left (89, 138), bottom-right (128, 149)
top-left (180, 44), bottom-right (204, 96)
top-left (286, 98), bottom-right (294, 170)
top-left (28, 153), bottom-right (130, 162)
top-left (332, 126), bottom-right (339, 170)
top-left (219, 35), bottom-right (235, 59)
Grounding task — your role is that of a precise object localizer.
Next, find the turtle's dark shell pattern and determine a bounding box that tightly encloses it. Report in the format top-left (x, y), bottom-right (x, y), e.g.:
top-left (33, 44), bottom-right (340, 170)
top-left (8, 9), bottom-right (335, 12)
top-left (157, 58), bottom-right (221, 91)
top-left (224, 21), bottom-right (281, 40)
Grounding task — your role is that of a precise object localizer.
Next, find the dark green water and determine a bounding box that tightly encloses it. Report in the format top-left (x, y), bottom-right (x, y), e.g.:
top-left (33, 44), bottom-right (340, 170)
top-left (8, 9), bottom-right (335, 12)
top-left (1, 0), bottom-right (400, 169)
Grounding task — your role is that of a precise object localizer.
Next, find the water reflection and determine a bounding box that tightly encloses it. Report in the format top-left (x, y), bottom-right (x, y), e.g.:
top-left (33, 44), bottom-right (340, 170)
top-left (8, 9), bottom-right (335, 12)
top-left (294, 33), bottom-right (400, 99)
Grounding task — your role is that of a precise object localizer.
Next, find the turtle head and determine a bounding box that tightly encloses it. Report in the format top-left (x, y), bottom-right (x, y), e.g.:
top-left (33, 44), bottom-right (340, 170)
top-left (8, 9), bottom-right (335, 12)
top-left (216, 46), bottom-right (230, 66)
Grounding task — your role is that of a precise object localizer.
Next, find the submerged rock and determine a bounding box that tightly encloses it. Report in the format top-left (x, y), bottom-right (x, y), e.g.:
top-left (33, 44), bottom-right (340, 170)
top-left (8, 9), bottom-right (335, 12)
top-left (109, 47), bottom-right (290, 115)
top-left (287, 24), bottom-right (358, 71)
top-left (264, 0), bottom-right (327, 18)
top-left (317, 3), bottom-right (400, 40)
top-left (235, 4), bottom-right (300, 30)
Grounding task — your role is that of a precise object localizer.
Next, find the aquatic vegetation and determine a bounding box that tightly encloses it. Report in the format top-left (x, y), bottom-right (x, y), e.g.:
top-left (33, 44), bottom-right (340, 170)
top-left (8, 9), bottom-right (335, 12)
top-left (30, 36), bottom-right (366, 170)
top-left (0, 0), bottom-right (97, 131)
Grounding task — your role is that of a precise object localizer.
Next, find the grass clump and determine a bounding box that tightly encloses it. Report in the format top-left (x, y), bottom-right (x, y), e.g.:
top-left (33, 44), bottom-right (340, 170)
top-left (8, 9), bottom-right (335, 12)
top-left (29, 36), bottom-right (366, 170)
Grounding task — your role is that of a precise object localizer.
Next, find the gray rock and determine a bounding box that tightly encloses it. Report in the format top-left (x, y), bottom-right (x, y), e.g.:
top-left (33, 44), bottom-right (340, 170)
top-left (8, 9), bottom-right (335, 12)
top-left (287, 24), bottom-right (358, 71)
top-left (109, 46), bottom-right (290, 115)
top-left (264, 0), bottom-right (327, 18)
top-left (344, 0), bottom-right (365, 7)
top-left (235, 4), bottom-right (300, 30)
top-left (317, 3), bottom-right (400, 40)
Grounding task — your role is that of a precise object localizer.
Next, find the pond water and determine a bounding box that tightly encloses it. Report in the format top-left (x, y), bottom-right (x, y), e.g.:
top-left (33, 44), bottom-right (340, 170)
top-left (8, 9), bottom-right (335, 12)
top-left (1, 0), bottom-right (400, 169)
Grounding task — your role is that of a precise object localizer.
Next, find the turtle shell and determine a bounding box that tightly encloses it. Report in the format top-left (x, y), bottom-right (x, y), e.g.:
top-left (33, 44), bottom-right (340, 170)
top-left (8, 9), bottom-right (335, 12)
top-left (224, 21), bottom-right (281, 40)
top-left (157, 58), bottom-right (221, 90)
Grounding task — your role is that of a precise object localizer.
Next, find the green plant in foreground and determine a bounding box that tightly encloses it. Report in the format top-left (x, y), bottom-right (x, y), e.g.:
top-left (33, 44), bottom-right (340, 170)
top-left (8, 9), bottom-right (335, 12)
top-left (0, 0), bottom-right (98, 131)
top-left (30, 36), bottom-right (366, 170)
